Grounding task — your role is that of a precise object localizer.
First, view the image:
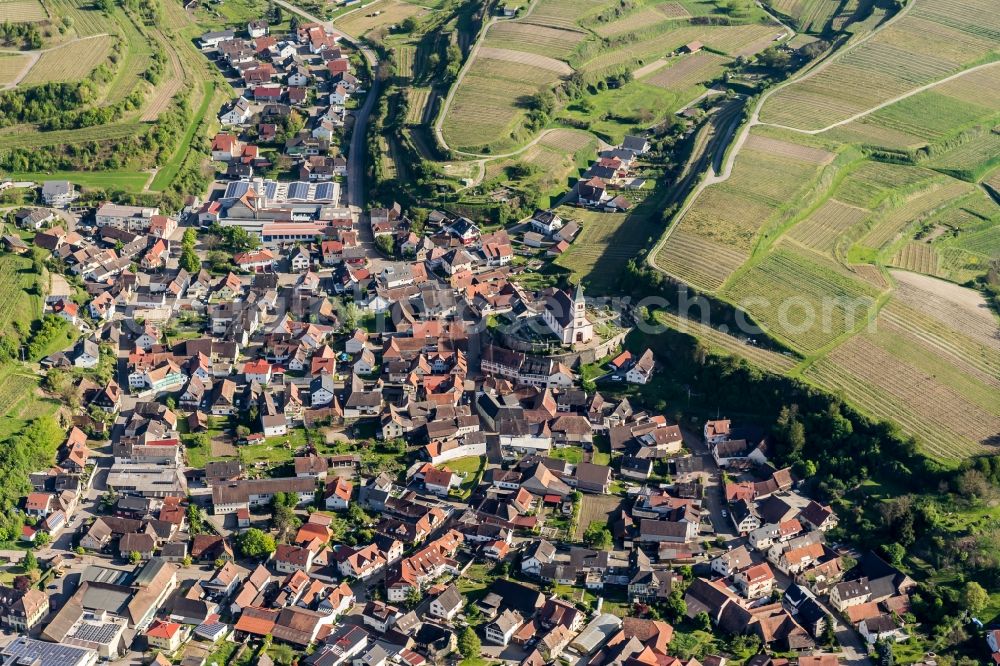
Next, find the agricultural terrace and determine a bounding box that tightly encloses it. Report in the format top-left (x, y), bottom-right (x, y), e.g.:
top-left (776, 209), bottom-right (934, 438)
top-left (0, 0), bottom-right (47, 23)
top-left (804, 272), bottom-right (1000, 461)
top-left (830, 161), bottom-right (939, 209)
top-left (440, 52), bottom-right (566, 151)
top-left (858, 178), bottom-right (973, 250)
top-left (824, 65), bottom-right (1000, 155)
top-left (786, 198), bottom-right (868, 256)
top-left (440, 0), bottom-right (784, 152)
top-left (654, 130), bottom-right (835, 292)
top-left (0, 53), bottom-right (31, 86)
top-left (2, 0), bottom-right (222, 193)
top-left (720, 247), bottom-right (883, 354)
top-left (484, 22), bottom-right (584, 61)
top-left (761, 0), bottom-right (839, 33)
top-left (335, 0), bottom-right (429, 38)
top-left (19, 35), bottom-right (115, 86)
top-left (926, 132), bottom-right (1000, 182)
top-left (889, 242), bottom-right (938, 275)
top-left (646, 28), bottom-right (1000, 462)
top-left (759, 0), bottom-right (1000, 130)
top-left (640, 52), bottom-right (731, 90)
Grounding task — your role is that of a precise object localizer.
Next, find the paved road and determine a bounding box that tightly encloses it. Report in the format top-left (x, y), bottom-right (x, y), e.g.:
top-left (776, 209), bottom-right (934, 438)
top-left (273, 0), bottom-right (380, 210)
top-left (680, 424), bottom-right (738, 544)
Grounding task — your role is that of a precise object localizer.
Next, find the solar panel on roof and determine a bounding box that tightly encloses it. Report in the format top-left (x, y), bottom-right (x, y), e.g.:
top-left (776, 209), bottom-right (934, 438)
top-left (288, 182), bottom-right (310, 200)
top-left (224, 181), bottom-right (246, 199)
top-left (315, 182), bottom-right (333, 200)
top-left (71, 621), bottom-right (122, 644)
top-left (265, 181), bottom-right (278, 199)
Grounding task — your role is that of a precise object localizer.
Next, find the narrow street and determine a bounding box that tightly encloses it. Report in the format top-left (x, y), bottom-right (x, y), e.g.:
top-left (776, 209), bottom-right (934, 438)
top-left (273, 0), bottom-right (380, 210)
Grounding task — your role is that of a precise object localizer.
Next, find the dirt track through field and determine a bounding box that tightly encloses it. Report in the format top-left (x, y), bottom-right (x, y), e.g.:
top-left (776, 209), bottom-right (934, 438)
top-left (477, 46), bottom-right (572, 75)
top-left (890, 270), bottom-right (1000, 349)
top-left (141, 30), bottom-right (184, 121)
top-left (0, 33), bottom-right (109, 90)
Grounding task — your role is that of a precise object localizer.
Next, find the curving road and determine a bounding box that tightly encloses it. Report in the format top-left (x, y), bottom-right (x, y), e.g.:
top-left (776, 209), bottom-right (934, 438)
top-left (274, 0), bottom-right (380, 210)
top-left (433, 0), bottom-right (542, 158)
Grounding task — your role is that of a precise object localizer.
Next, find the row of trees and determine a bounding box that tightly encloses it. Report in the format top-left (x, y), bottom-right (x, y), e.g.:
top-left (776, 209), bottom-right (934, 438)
top-left (179, 228), bottom-right (201, 273)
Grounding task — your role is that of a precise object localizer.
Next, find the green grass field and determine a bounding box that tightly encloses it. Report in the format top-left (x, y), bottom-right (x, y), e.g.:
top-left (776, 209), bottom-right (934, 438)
top-left (0, 254), bottom-right (62, 442)
top-left (148, 81), bottom-right (218, 191)
top-left (553, 197), bottom-right (664, 294)
top-left (6, 170), bottom-right (150, 191)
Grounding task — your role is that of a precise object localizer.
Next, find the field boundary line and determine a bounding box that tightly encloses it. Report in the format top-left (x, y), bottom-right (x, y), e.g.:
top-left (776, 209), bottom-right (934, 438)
top-left (760, 60), bottom-right (1000, 135)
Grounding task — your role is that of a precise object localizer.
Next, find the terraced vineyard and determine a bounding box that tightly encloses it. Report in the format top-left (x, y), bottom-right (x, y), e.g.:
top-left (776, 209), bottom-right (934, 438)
top-left (0, 53), bottom-right (30, 85)
top-left (805, 272), bottom-right (1000, 461)
top-left (441, 53), bottom-right (565, 150)
top-left (721, 248), bottom-right (882, 354)
top-left (787, 199), bottom-right (868, 254)
top-left (654, 130), bottom-right (834, 291)
top-left (759, 0), bottom-right (1000, 130)
top-left (525, 0), bottom-right (607, 30)
top-left (0, 0), bottom-right (47, 22)
top-left (440, 0), bottom-right (783, 152)
top-left (654, 227), bottom-right (750, 292)
top-left (20, 35), bottom-right (116, 85)
top-left (553, 203), bottom-right (662, 292)
top-left (336, 0), bottom-right (428, 37)
top-left (859, 179), bottom-right (973, 249)
top-left (833, 162), bottom-right (939, 209)
top-left (405, 87), bottom-right (431, 124)
top-left (484, 22), bottom-right (584, 60)
top-left (3, 0), bottom-right (225, 193)
top-left (926, 132), bottom-right (1000, 181)
top-left (890, 242), bottom-right (939, 274)
top-left (655, 311), bottom-right (799, 374)
top-left (764, 0), bottom-right (841, 32)
top-left (641, 52), bottom-right (730, 90)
